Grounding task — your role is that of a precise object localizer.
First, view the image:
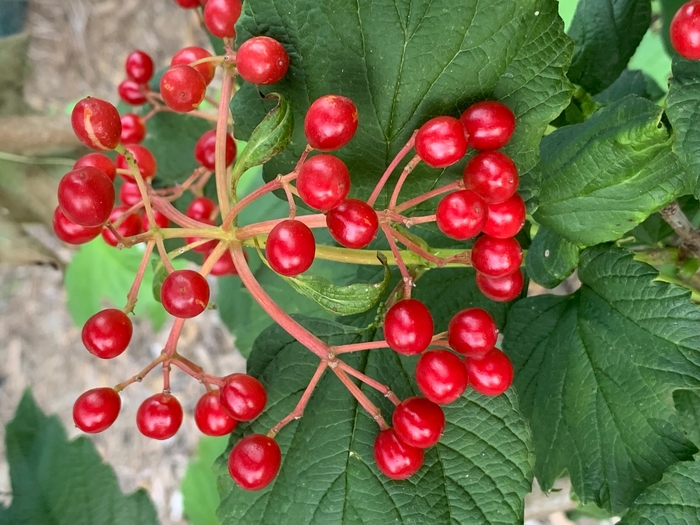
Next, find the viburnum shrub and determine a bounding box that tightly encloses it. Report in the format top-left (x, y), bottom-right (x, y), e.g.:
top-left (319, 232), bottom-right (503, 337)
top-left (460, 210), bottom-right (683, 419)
top-left (49, 0), bottom-right (700, 522)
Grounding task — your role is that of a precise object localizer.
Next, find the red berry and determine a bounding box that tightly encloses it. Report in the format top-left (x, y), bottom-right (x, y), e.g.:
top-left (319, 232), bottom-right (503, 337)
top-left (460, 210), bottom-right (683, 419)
top-left (392, 397), bottom-right (445, 449)
top-left (325, 199), bottom-right (378, 249)
top-left (460, 101), bottom-right (516, 151)
top-left (228, 434), bottom-right (281, 491)
top-left (120, 113), bottom-right (146, 144)
top-left (102, 205), bottom-right (143, 247)
top-left (136, 393), bottom-right (183, 440)
top-left (471, 235), bottom-right (522, 277)
top-left (373, 428), bottom-right (424, 480)
top-left (171, 46), bottom-right (216, 85)
top-left (671, 1), bottom-right (700, 60)
top-left (203, 0), bottom-right (242, 39)
top-left (185, 218), bottom-right (218, 253)
top-left (186, 196), bottom-right (217, 222)
top-left (296, 155), bottom-right (351, 211)
top-left (174, 0), bottom-right (201, 7)
top-left (119, 182), bottom-right (142, 206)
top-left (435, 190), bottom-right (487, 240)
top-left (236, 36), bottom-right (289, 85)
top-left (116, 144), bottom-right (157, 181)
top-left (194, 390), bottom-right (238, 436)
top-left (415, 116), bottom-right (468, 168)
top-left (82, 308), bottom-right (133, 359)
top-left (125, 50), bottom-right (154, 84)
top-left (463, 151), bottom-right (519, 204)
top-left (118, 79), bottom-right (148, 106)
top-left (466, 348), bottom-right (514, 396)
top-left (207, 248), bottom-right (239, 276)
top-left (53, 207), bottom-right (103, 245)
top-left (142, 209), bottom-right (171, 230)
top-left (71, 97), bottom-right (122, 151)
top-left (304, 95), bottom-right (359, 151)
top-left (74, 153), bottom-right (116, 182)
top-left (448, 308), bottom-right (497, 358)
top-left (160, 65), bottom-right (207, 113)
top-left (58, 166), bottom-right (115, 227)
top-left (415, 350), bottom-right (468, 405)
top-left (73, 387), bottom-right (121, 433)
top-left (476, 269), bottom-right (524, 302)
top-left (384, 299), bottom-right (434, 355)
top-left (266, 219), bottom-right (316, 276)
top-left (194, 130), bottom-right (236, 170)
top-left (482, 194), bottom-right (526, 239)
top-left (221, 374), bottom-right (267, 421)
top-left (160, 269), bottom-right (210, 318)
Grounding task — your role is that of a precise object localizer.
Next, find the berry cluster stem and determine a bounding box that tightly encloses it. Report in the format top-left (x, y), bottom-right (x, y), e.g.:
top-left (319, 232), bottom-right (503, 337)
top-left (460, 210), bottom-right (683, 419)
top-left (215, 68), bottom-right (235, 217)
top-left (367, 131), bottom-right (418, 207)
top-left (332, 368), bottom-right (389, 430)
top-left (124, 240), bottom-right (155, 314)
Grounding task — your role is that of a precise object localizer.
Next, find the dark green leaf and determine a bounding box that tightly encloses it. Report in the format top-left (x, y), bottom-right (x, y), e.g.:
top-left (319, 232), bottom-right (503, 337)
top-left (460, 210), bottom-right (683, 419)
top-left (182, 436), bottom-right (228, 525)
top-left (532, 95), bottom-right (689, 245)
top-left (0, 390), bottom-right (158, 525)
top-left (503, 245), bottom-right (700, 512)
top-left (675, 390), bottom-right (700, 447)
top-left (216, 318), bottom-right (534, 524)
top-left (525, 226), bottom-right (579, 288)
top-left (660, 0), bottom-right (687, 56)
top-left (593, 69), bottom-right (664, 105)
top-left (628, 195), bottom-right (700, 245)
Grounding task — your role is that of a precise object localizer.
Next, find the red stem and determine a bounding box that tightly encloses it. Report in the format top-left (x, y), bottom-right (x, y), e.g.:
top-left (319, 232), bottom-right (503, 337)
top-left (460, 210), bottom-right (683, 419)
top-left (395, 180), bottom-right (462, 214)
top-left (332, 367), bottom-right (389, 429)
top-left (215, 70), bottom-right (235, 217)
top-left (381, 224), bottom-right (413, 297)
top-left (331, 340), bottom-right (390, 354)
top-left (114, 353), bottom-right (168, 392)
top-left (389, 227), bottom-right (446, 266)
top-left (236, 214), bottom-right (326, 240)
top-left (389, 154), bottom-right (422, 210)
top-left (124, 240), bottom-right (155, 314)
top-left (367, 131), bottom-right (418, 207)
top-left (336, 360), bottom-right (400, 406)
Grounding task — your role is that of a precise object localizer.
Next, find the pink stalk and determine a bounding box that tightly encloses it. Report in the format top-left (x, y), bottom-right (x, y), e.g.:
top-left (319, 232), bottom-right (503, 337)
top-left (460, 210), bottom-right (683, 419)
top-left (215, 70), bottom-right (235, 217)
top-left (332, 340), bottom-right (391, 354)
top-left (336, 360), bottom-right (400, 406)
top-left (367, 131), bottom-right (418, 207)
top-left (389, 227), bottom-right (446, 266)
top-left (236, 214), bottom-right (326, 240)
top-left (333, 368), bottom-right (389, 430)
top-left (388, 154), bottom-right (422, 210)
top-left (395, 180), bottom-right (462, 214)
top-left (124, 240), bottom-right (155, 314)
top-left (381, 224), bottom-right (413, 297)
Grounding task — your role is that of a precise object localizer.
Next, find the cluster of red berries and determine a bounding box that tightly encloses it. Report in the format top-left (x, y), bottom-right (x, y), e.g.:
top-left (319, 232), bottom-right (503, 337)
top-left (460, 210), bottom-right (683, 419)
top-left (671, 0), bottom-right (700, 60)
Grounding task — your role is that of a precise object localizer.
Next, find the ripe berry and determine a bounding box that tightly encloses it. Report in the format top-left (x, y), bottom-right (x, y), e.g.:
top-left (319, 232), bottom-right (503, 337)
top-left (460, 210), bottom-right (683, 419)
top-left (71, 97), bottom-right (122, 151)
top-left (236, 36), bottom-right (290, 85)
top-left (304, 95), bottom-right (359, 151)
top-left (383, 299), bottom-right (434, 355)
top-left (171, 46), bottom-right (216, 85)
top-left (466, 348), bottom-right (514, 396)
top-left (228, 434), bottom-right (281, 491)
top-left (460, 101), bottom-right (516, 150)
top-left (102, 205), bottom-right (143, 246)
top-left (221, 374), bottom-right (267, 421)
top-left (118, 79), bottom-right (148, 106)
top-left (463, 151), bottom-right (519, 204)
top-left (116, 144), bottom-right (157, 181)
top-left (82, 308), bottom-right (133, 359)
top-left (476, 269), bottom-right (524, 302)
top-left (373, 428), bottom-right (424, 480)
top-left (160, 65), bottom-right (207, 113)
top-left (194, 390), bottom-right (238, 436)
top-left (136, 393), bottom-right (183, 440)
top-left (186, 196), bottom-right (217, 222)
top-left (142, 209), bottom-right (171, 230)
top-left (266, 220), bottom-right (316, 276)
top-left (73, 387), bottom-right (121, 433)
top-left (482, 194), bottom-right (526, 239)
top-left (207, 248), bottom-right (238, 276)
top-left (471, 235), bottom-right (522, 277)
top-left (415, 350), bottom-right (468, 405)
top-left (58, 166), bottom-right (115, 227)
top-left (119, 182), bottom-right (142, 206)
top-left (435, 190), bottom-right (486, 240)
top-left (160, 269), bottom-right (210, 318)
top-left (670, 1), bottom-right (700, 60)
top-left (194, 130), bottom-right (236, 170)
top-left (74, 153), bottom-right (116, 182)
top-left (415, 116), bottom-right (468, 168)
top-left (203, 0), bottom-right (242, 39)
top-left (174, 0), bottom-right (201, 8)
top-left (125, 50), bottom-right (154, 84)
top-left (53, 207), bottom-right (103, 245)
top-left (120, 113), bottom-right (146, 144)
top-left (448, 308), bottom-right (497, 358)
top-left (185, 219), bottom-right (217, 253)
top-left (325, 199), bottom-right (378, 249)
top-left (392, 397), bottom-right (445, 449)
top-left (296, 155), bottom-right (351, 211)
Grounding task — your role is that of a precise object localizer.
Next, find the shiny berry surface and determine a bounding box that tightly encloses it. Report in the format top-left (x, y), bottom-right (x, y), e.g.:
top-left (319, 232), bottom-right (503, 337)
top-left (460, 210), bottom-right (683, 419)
top-left (160, 269), bottom-right (210, 318)
top-left (326, 199), bottom-right (378, 249)
top-left (118, 79), bottom-right (148, 105)
top-left (194, 391), bottom-right (238, 436)
top-left (221, 374), bottom-right (267, 421)
top-left (383, 299), bottom-right (434, 355)
top-left (160, 65), bottom-right (207, 113)
top-left (296, 155), bottom-right (351, 211)
top-left (466, 348), bottom-right (514, 396)
top-left (73, 387), bottom-right (121, 433)
top-left (194, 130), bottom-right (236, 170)
top-left (392, 396), bottom-right (445, 449)
top-left (58, 166), bottom-right (115, 227)
top-left (460, 101), bottom-right (516, 150)
top-left (415, 350), bottom-right (468, 405)
top-left (304, 95), bottom-right (359, 151)
top-left (119, 182), bottom-right (142, 206)
top-left (414, 116), bottom-right (468, 168)
top-left (463, 151), bottom-right (519, 204)
top-left (74, 153), bottom-right (116, 182)
top-left (171, 46), bottom-right (216, 85)
top-left (120, 113), bottom-right (146, 144)
top-left (207, 248), bottom-right (239, 276)
top-left (236, 36), bottom-right (290, 85)
top-left (125, 50), bottom-right (154, 84)
top-left (136, 393), bottom-right (183, 440)
top-left (82, 308), bottom-right (133, 359)
top-left (471, 235), bottom-right (522, 277)
top-left (448, 308), bottom-right (497, 358)
top-left (266, 219), bottom-right (316, 276)
top-left (435, 190), bottom-right (486, 240)
top-left (203, 0), bottom-right (242, 39)
top-left (53, 207), bottom-right (103, 245)
top-left (174, 0), bottom-right (201, 8)
top-left (476, 269), bottom-right (524, 302)
top-left (482, 194), bottom-right (526, 239)
top-left (71, 97), bottom-right (122, 151)
top-left (671, 1), bottom-right (700, 60)
top-left (102, 205), bottom-right (143, 247)
top-left (228, 434), bottom-right (281, 491)
top-left (373, 428), bottom-right (424, 480)
top-left (116, 144), bottom-right (157, 181)
top-left (186, 196), bottom-right (217, 222)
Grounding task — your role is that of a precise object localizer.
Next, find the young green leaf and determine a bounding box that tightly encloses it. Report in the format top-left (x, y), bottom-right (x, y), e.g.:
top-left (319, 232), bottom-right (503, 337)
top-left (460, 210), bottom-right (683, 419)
top-left (525, 226), bottom-right (579, 289)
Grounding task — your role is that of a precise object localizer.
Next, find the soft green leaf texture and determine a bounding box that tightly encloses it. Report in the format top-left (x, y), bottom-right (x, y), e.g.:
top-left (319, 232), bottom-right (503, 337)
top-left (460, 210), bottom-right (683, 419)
top-left (65, 240), bottom-right (167, 329)
top-left (532, 96), bottom-right (689, 245)
top-left (232, 0), bottom-right (572, 206)
top-left (0, 390), bottom-right (158, 525)
top-left (593, 69), bottom-right (664, 105)
top-left (182, 436), bottom-right (228, 525)
top-left (619, 459), bottom-right (700, 525)
top-left (525, 226), bottom-right (579, 289)
top-left (503, 245), bottom-right (700, 512)
top-left (675, 390), bottom-right (700, 447)
top-left (216, 318), bottom-right (534, 525)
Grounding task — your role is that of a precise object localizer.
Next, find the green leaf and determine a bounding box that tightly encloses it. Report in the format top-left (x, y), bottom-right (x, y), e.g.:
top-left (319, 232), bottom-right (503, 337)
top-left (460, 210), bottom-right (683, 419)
top-left (532, 95), bottom-right (689, 245)
top-left (151, 259), bottom-right (168, 303)
top-left (65, 239), bottom-right (167, 329)
top-left (182, 436), bottom-right (228, 525)
top-left (231, 0), bottom-right (573, 206)
top-left (619, 459), bottom-right (700, 525)
top-left (525, 226), bottom-right (579, 289)
top-left (628, 195), bottom-right (700, 245)
top-left (660, 0), bottom-right (687, 56)
top-left (567, 0), bottom-right (651, 94)
top-left (675, 390), bottom-right (700, 447)
top-left (628, 25), bottom-right (673, 90)
top-left (593, 69), bottom-right (664, 105)
top-left (0, 390), bottom-right (158, 525)
top-left (503, 245), bottom-right (700, 512)
top-left (216, 318), bottom-right (534, 524)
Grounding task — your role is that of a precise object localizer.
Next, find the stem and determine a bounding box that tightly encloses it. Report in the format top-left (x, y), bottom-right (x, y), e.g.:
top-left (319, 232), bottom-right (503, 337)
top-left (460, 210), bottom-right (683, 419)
top-left (236, 214), bottom-right (326, 240)
top-left (114, 353), bottom-right (168, 392)
top-left (124, 241), bottom-right (155, 314)
top-left (282, 180), bottom-right (297, 219)
top-left (164, 318), bottom-right (187, 358)
top-left (659, 201), bottom-right (700, 259)
top-left (389, 154), bottom-right (421, 210)
top-left (336, 360), bottom-right (400, 406)
top-left (395, 180), bottom-right (462, 214)
top-left (367, 131), bottom-right (417, 207)
top-left (170, 352), bottom-right (225, 387)
top-left (151, 196), bottom-right (208, 229)
top-left (156, 236), bottom-right (175, 273)
top-left (332, 368), bottom-right (389, 430)
top-left (222, 177), bottom-right (283, 230)
top-left (162, 361), bottom-right (171, 393)
top-left (215, 69), bottom-right (235, 217)
top-left (389, 227), bottom-right (447, 266)
top-left (200, 241), bottom-right (228, 277)
top-left (331, 340), bottom-right (390, 354)
top-left (115, 144), bottom-right (157, 230)
top-left (381, 224), bottom-right (413, 297)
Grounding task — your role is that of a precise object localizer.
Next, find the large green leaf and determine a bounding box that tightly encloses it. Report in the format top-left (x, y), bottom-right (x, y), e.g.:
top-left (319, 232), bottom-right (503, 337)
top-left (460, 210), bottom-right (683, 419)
top-left (215, 318), bottom-right (534, 524)
top-left (532, 95), bottom-right (689, 245)
top-left (231, 0), bottom-right (572, 206)
top-left (525, 226), bottom-right (579, 289)
top-left (0, 390), bottom-right (158, 525)
top-left (675, 390), bottom-right (700, 447)
top-left (503, 245), bottom-right (700, 512)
